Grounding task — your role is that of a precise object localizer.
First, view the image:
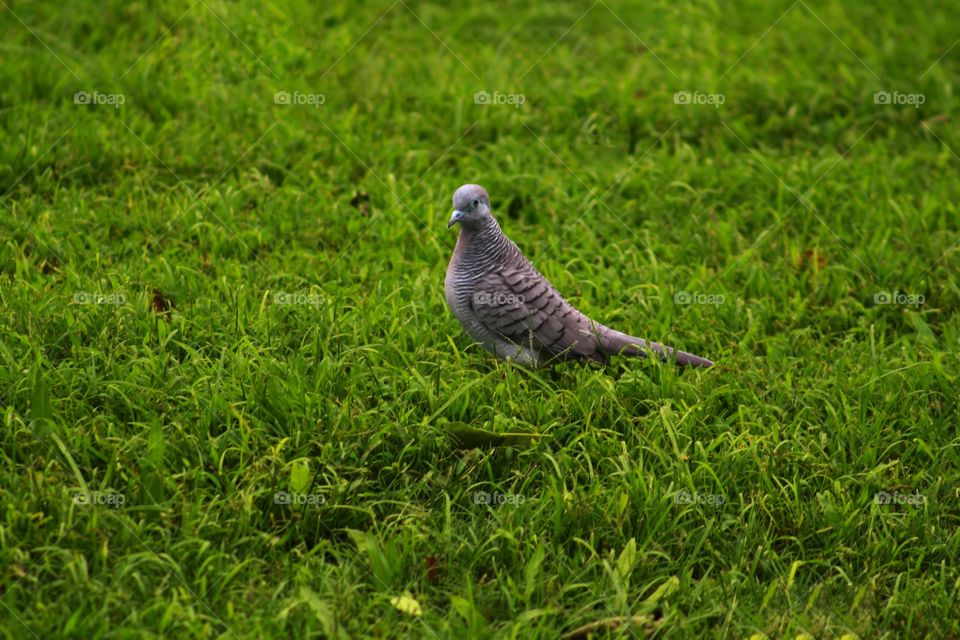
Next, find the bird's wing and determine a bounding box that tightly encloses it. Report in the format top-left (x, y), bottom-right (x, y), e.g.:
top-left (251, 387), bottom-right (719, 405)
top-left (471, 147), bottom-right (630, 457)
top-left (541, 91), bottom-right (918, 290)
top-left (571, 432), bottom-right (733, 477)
top-left (469, 264), bottom-right (605, 362)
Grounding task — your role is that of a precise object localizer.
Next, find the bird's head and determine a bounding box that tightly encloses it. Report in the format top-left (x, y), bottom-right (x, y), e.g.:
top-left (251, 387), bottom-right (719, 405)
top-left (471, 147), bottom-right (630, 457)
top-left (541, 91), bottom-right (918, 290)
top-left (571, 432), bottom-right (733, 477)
top-left (448, 184), bottom-right (491, 230)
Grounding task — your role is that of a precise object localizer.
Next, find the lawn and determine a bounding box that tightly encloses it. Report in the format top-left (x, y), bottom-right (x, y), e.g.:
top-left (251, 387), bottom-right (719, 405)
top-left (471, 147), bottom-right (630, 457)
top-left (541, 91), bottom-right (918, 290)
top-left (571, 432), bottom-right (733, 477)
top-left (1, 0), bottom-right (959, 637)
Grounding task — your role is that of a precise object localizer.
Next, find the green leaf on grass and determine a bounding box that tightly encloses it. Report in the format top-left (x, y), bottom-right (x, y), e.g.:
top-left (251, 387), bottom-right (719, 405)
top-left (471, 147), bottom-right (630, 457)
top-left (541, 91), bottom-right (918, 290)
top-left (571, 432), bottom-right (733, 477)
top-left (446, 422), bottom-right (546, 448)
top-left (348, 529), bottom-right (398, 588)
top-left (300, 586), bottom-right (352, 640)
top-left (140, 419), bottom-right (166, 506)
top-left (641, 576), bottom-right (679, 610)
top-left (29, 368), bottom-right (55, 437)
top-left (290, 459), bottom-right (311, 494)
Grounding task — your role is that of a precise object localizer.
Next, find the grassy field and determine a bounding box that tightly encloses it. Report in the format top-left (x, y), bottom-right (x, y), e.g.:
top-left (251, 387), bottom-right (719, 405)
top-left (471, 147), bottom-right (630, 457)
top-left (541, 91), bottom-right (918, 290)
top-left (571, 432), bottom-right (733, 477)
top-left (2, 0), bottom-right (959, 637)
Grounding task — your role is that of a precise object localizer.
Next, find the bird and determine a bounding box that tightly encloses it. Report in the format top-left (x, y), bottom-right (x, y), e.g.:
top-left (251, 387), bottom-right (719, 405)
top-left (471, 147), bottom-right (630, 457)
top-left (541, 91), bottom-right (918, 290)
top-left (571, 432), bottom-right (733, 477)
top-left (444, 184), bottom-right (714, 368)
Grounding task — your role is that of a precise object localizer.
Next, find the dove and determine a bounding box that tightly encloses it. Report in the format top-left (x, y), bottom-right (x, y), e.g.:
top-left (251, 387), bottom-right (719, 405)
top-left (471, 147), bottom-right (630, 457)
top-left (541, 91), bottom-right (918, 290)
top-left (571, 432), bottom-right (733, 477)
top-left (444, 184), bottom-right (714, 368)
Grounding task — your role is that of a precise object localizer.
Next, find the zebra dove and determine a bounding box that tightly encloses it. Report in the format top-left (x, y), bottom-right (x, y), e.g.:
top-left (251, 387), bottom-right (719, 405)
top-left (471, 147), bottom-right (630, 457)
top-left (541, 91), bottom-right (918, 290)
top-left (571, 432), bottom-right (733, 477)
top-left (444, 184), bottom-right (714, 368)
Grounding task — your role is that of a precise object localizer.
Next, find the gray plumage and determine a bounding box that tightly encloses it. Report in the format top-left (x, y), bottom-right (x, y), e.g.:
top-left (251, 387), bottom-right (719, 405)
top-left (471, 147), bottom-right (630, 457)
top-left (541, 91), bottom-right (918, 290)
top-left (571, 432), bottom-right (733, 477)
top-left (444, 184), bottom-right (714, 368)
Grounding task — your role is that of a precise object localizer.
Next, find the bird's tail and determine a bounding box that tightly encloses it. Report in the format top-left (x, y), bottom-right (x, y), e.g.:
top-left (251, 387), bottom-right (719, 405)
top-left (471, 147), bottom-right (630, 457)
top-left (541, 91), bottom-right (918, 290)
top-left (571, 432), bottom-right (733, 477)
top-left (597, 325), bottom-right (714, 368)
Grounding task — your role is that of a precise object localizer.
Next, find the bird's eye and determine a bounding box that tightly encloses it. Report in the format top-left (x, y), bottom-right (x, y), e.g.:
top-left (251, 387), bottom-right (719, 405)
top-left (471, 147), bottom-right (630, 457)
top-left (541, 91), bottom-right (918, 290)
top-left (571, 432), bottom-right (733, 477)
top-left (472, 199), bottom-right (479, 208)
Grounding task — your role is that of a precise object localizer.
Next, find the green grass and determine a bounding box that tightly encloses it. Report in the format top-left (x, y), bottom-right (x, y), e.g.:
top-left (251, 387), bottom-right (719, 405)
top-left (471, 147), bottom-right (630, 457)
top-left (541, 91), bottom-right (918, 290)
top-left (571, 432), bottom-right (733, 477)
top-left (2, 0), bottom-right (959, 637)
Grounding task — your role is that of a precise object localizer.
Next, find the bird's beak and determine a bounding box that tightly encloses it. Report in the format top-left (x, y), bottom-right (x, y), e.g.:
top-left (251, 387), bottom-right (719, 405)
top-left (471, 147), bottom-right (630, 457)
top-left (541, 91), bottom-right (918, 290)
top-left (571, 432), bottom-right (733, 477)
top-left (447, 210), bottom-right (463, 229)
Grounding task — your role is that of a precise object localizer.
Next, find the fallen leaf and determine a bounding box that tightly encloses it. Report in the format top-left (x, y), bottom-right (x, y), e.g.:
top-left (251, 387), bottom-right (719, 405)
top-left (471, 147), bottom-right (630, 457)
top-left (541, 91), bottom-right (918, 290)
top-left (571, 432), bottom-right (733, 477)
top-left (152, 288), bottom-right (174, 313)
top-left (390, 592), bottom-right (422, 617)
top-left (562, 615), bottom-right (657, 639)
top-left (425, 556), bottom-right (441, 585)
top-left (797, 248), bottom-right (826, 271)
top-left (350, 191), bottom-right (371, 215)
